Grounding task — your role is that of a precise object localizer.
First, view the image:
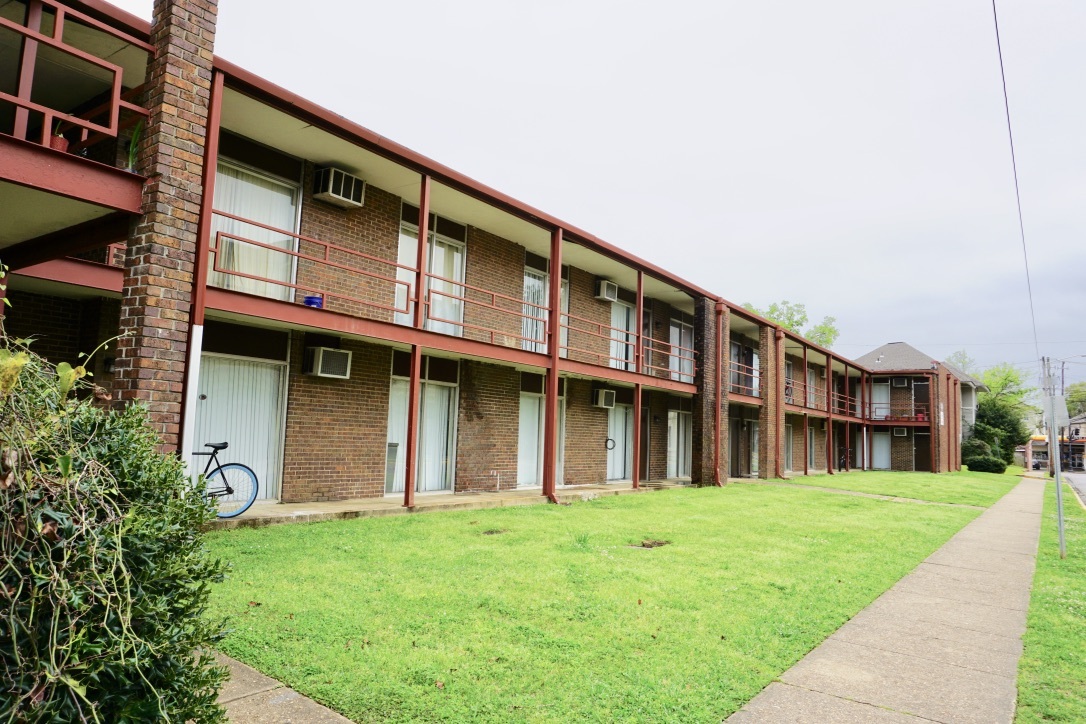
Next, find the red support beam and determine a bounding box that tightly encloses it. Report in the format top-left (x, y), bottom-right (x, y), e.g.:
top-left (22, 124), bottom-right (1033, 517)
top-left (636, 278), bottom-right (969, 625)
top-left (631, 270), bottom-right (644, 489)
top-left (413, 175), bottom-right (431, 330)
top-left (13, 256), bottom-right (122, 292)
top-left (775, 327), bottom-right (784, 478)
top-left (803, 414), bottom-right (809, 476)
top-left (0, 135), bottom-right (144, 213)
top-left (403, 345), bottom-right (422, 508)
top-left (542, 227), bottom-right (563, 503)
top-left (0, 213), bottom-right (130, 270)
top-left (826, 355), bottom-right (834, 474)
top-left (192, 69), bottom-right (224, 328)
top-left (12, 0), bottom-right (42, 140)
top-left (929, 372), bottom-right (937, 473)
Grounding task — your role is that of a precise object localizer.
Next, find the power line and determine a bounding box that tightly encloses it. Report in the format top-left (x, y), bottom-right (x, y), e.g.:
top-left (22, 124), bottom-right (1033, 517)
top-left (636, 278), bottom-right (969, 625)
top-left (991, 0), bottom-right (1043, 373)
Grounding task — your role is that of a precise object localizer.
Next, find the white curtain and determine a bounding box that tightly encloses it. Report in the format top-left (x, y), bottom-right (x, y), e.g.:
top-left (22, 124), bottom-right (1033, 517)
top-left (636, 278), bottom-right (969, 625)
top-left (425, 238), bottom-right (464, 336)
top-left (394, 227), bottom-right (417, 326)
top-left (610, 303), bottom-right (635, 370)
top-left (607, 405), bottom-right (634, 480)
top-left (669, 321), bottom-right (694, 382)
top-left (667, 410), bottom-right (693, 478)
top-left (522, 270), bottom-right (548, 353)
top-left (210, 162), bottom-right (297, 301)
top-left (750, 421), bottom-right (760, 475)
top-left (386, 380), bottom-right (409, 493)
top-left (518, 394), bottom-right (542, 486)
top-left (419, 383), bottom-right (455, 490)
top-left (784, 424), bottom-right (794, 472)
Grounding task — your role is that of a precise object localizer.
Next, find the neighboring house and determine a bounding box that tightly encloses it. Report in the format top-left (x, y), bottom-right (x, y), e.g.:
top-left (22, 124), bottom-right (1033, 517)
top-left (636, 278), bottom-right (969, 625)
top-left (0, 0), bottom-right (967, 507)
top-left (944, 362), bottom-right (987, 437)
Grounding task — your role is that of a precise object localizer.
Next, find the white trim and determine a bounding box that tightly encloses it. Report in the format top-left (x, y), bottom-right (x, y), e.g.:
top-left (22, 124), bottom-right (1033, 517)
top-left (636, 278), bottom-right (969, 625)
top-left (180, 323), bottom-right (203, 474)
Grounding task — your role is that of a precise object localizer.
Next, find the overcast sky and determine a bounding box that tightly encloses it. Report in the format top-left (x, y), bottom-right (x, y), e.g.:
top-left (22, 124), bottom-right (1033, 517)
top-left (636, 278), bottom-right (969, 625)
top-left (113, 0), bottom-right (1085, 388)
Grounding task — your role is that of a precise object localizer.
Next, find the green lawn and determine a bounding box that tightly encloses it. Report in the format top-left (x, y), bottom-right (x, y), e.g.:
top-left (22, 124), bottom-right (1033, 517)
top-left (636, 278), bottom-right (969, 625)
top-left (1016, 481), bottom-right (1086, 722)
top-left (783, 468), bottom-right (1021, 507)
top-left (207, 481), bottom-right (981, 722)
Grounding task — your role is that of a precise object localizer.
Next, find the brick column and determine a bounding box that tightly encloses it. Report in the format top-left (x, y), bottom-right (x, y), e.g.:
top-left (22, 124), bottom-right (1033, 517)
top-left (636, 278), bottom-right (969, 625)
top-left (691, 296), bottom-right (716, 485)
top-left (757, 326), bottom-right (778, 479)
top-left (113, 0), bottom-right (217, 450)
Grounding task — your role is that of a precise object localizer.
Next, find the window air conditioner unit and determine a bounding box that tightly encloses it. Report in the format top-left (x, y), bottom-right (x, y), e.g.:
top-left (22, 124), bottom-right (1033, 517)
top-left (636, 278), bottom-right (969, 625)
top-left (893, 427), bottom-right (907, 437)
top-left (304, 347), bottom-right (352, 379)
top-left (594, 279), bottom-right (619, 302)
top-left (892, 377), bottom-right (909, 388)
top-left (593, 388), bottom-right (616, 409)
top-left (313, 167), bottom-right (366, 209)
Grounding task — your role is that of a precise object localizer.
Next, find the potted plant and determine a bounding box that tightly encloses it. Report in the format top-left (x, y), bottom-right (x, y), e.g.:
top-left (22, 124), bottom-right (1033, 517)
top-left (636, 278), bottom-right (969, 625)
top-left (49, 120), bottom-right (68, 153)
top-left (125, 119), bottom-right (144, 172)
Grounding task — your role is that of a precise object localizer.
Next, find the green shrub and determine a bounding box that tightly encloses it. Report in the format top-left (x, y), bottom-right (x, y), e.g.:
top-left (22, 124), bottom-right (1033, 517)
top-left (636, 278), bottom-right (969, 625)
top-left (0, 338), bottom-right (228, 722)
top-left (961, 436), bottom-right (992, 463)
top-left (965, 455), bottom-right (1008, 474)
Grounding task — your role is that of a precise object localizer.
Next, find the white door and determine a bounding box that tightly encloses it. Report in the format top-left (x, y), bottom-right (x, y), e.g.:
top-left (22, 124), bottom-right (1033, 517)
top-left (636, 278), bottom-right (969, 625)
top-left (607, 404), bottom-right (635, 480)
top-left (667, 410), bottom-right (693, 478)
top-left (386, 379), bottom-right (458, 493)
top-left (873, 432), bottom-right (891, 470)
top-left (784, 423), bottom-right (794, 472)
top-left (609, 302), bottom-right (636, 370)
top-left (194, 355), bottom-right (284, 499)
top-left (517, 394), bottom-right (565, 487)
top-left (871, 382), bottom-right (890, 420)
top-left (750, 421), bottom-right (760, 475)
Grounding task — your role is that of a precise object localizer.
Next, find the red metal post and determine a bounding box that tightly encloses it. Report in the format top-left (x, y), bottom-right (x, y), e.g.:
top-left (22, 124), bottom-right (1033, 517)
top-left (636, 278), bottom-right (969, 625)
top-left (714, 301), bottom-right (724, 485)
top-left (775, 328), bottom-right (784, 478)
top-left (631, 271), bottom-right (643, 489)
top-left (803, 414), bottom-right (809, 476)
top-left (404, 175), bottom-right (431, 507)
top-left (826, 355), bottom-right (834, 474)
top-left (632, 383), bottom-right (642, 489)
top-left (541, 227), bottom-right (563, 503)
top-left (192, 70), bottom-right (224, 329)
top-left (412, 175), bottom-right (431, 329)
top-left (803, 346), bottom-right (809, 409)
top-left (403, 345), bottom-right (422, 507)
top-left (13, 0), bottom-right (43, 140)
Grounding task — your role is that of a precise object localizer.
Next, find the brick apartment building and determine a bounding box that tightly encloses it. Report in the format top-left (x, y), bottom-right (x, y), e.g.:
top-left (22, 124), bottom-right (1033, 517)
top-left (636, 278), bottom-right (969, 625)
top-left (0, 0), bottom-right (967, 509)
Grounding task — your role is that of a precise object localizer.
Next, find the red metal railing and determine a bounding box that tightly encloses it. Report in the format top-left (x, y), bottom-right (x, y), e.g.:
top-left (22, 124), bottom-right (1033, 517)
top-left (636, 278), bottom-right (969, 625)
top-left (729, 361), bottom-right (761, 397)
top-left (421, 271), bottom-right (549, 349)
top-left (832, 390), bottom-right (860, 417)
top-left (869, 403), bottom-right (930, 422)
top-left (642, 336), bottom-right (697, 382)
top-left (786, 379), bottom-right (826, 410)
top-left (560, 311), bottom-right (638, 369)
top-left (1, 0), bottom-right (151, 157)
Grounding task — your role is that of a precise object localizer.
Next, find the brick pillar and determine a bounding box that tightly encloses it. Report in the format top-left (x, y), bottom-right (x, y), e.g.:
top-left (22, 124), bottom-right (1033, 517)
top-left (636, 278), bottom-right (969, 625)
top-left (113, 0), bottom-right (217, 450)
top-left (757, 326), bottom-right (778, 479)
top-left (691, 297), bottom-right (717, 485)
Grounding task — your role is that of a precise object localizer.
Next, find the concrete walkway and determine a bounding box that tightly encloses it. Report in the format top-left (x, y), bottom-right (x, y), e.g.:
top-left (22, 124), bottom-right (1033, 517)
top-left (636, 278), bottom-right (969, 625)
top-left (728, 476), bottom-right (1044, 723)
top-left (216, 653), bottom-right (350, 723)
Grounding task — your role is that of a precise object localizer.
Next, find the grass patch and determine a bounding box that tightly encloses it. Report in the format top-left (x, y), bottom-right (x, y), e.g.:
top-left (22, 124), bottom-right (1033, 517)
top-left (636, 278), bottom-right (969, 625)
top-left (783, 469), bottom-right (1020, 507)
top-left (1016, 481), bottom-right (1086, 722)
top-left (207, 482), bottom-right (981, 722)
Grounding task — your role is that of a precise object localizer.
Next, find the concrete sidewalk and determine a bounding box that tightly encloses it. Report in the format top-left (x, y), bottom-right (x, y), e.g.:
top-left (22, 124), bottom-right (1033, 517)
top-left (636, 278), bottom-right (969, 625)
top-left (216, 653), bottom-right (350, 723)
top-left (728, 476), bottom-right (1044, 723)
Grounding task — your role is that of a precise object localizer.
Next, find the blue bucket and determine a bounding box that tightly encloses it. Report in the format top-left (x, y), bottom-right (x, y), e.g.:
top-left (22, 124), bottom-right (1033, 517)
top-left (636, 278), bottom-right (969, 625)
top-left (303, 295), bottom-right (323, 309)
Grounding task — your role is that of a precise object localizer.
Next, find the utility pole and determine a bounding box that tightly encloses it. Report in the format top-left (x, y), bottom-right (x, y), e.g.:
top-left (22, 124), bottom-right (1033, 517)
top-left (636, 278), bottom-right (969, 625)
top-left (1043, 357), bottom-right (1067, 559)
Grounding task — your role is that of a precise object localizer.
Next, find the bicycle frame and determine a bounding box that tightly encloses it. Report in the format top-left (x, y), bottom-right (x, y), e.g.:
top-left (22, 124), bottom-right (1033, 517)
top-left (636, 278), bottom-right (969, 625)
top-left (191, 449), bottom-right (233, 498)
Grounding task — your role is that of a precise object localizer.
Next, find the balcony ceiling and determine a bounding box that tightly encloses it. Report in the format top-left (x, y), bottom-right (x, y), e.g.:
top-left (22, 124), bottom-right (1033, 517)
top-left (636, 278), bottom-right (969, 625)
top-left (0, 179), bottom-right (115, 249)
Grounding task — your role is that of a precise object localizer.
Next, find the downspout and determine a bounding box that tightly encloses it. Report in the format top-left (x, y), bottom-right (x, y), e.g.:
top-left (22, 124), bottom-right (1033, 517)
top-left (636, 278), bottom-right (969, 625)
top-left (775, 327), bottom-right (784, 478)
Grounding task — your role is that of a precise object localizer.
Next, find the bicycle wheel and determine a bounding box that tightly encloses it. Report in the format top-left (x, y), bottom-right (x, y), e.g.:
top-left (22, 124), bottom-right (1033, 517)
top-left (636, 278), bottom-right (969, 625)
top-left (206, 463), bottom-right (259, 518)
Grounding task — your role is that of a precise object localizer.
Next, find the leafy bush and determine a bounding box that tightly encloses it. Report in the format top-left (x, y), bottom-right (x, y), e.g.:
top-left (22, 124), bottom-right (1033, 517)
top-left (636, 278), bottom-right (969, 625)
top-left (961, 436), bottom-right (993, 463)
top-left (976, 397), bottom-right (1030, 464)
top-left (0, 338), bottom-right (228, 722)
top-left (965, 455), bottom-right (1008, 474)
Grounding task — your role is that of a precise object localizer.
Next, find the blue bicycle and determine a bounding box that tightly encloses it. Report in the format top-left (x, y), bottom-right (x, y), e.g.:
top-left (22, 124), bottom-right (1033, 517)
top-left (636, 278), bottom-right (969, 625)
top-left (193, 442), bottom-right (259, 518)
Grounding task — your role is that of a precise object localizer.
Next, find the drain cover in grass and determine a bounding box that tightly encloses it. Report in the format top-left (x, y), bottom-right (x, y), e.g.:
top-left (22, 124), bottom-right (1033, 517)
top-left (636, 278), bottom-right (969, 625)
top-left (632, 539), bottom-right (670, 548)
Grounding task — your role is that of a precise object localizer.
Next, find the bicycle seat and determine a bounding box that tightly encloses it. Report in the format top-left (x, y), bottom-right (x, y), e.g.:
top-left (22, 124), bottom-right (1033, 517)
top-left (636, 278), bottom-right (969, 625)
top-left (205, 442), bottom-right (229, 451)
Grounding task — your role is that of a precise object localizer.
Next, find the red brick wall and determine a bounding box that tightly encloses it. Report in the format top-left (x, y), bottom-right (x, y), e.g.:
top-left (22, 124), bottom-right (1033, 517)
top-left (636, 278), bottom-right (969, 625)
top-left (646, 392), bottom-right (669, 480)
top-left (891, 428), bottom-right (914, 471)
top-left (565, 266), bottom-right (612, 366)
top-left (462, 227), bottom-right (525, 348)
top-left (693, 298), bottom-right (724, 485)
top-left (295, 166), bottom-right (402, 321)
top-left (784, 414), bottom-right (805, 473)
top-left (562, 378), bottom-right (607, 485)
top-left (810, 421), bottom-right (827, 471)
top-left (280, 334), bottom-right (392, 501)
top-left (455, 361), bottom-right (519, 491)
top-left (758, 326), bottom-right (780, 479)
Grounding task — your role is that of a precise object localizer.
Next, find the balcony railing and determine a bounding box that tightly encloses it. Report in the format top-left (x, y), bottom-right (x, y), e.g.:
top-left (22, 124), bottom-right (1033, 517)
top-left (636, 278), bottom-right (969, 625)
top-left (205, 211), bottom-right (698, 383)
top-left (784, 378), bottom-right (827, 411)
top-left (729, 361), bottom-right (761, 397)
top-left (0, 0), bottom-right (150, 166)
top-left (869, 403), bottom-right (931, 422)
top-left (832, 390), bottom-right (861, 417)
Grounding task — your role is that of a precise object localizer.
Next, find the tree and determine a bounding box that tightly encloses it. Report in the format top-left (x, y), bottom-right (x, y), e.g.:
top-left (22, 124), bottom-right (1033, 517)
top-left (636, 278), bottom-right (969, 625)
top-left (946, 349), bottom-right (978, 374)
top-left (974, 396), bottom-right (1031, 464)
top-left (742, 300), bottom-right (840, 348)
top-left (979, 363), bottom-right (1036, 407)
top-left (1066, 381), bottom-right (1086, 419)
